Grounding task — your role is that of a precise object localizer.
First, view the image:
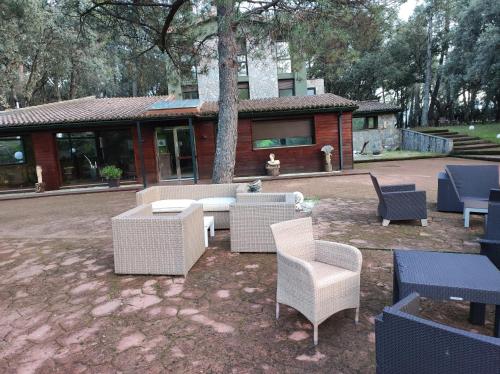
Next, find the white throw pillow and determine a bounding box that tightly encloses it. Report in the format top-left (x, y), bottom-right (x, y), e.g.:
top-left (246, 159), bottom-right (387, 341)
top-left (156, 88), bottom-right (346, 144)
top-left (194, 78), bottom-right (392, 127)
top-left (197, 197), bottom-right (236, 212)
top-left (151, 199), bottom-right (196, 213)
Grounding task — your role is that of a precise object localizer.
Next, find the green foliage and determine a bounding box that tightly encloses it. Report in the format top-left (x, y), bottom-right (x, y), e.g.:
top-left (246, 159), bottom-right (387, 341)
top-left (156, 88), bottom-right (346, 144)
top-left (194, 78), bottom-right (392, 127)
top-left (100, 165), bottom-right (122, 180)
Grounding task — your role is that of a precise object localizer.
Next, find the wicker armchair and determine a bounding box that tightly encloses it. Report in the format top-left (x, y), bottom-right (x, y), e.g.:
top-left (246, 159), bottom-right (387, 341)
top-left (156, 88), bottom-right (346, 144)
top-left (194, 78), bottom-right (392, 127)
top-left (112, 203), bottom-right (205, 275)
top-left (230, 192), bottom-right (296, 252)
top-left (370, 173), bottom-right (428, 226)
top-left (136, 183), bottom-right (247, 229)
top-left (479, 189), bottom-right (500, 269)
top-left (270, 217), bottom-right (362, 345)
top-left (376, 293), bottom-right (500, 374)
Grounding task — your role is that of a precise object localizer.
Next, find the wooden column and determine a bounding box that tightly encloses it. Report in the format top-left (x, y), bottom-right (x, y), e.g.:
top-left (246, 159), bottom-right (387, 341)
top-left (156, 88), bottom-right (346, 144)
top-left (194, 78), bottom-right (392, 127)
top-left (31, 132), bottom-right (62, 190)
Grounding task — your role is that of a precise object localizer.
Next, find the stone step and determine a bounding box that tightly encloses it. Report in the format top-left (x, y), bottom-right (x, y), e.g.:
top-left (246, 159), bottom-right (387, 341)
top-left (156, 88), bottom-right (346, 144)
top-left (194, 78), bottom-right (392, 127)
top-left (456, 154), bottom-right (500, 162)
top-left (453, 139), bottom-right (487, 146)
top-left (419, 129), bottom-right (451, 134)
top-left (440, 133), bottom-right (471, 139)
top-left (454, 147), bottom-right (500, 155)
top-left (453, 143), bottom-right (500, 151)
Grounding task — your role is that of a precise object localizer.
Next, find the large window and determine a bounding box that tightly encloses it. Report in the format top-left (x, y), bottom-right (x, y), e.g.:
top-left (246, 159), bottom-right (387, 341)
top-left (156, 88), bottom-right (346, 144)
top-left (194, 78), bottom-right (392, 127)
top-left (0, 137), bottom-right (25, 165)
top-left (353, 116), bottom-right (378, 131)
top-left (278, 79), bottom-right (295, 97)
top-left (237, 39), bottom-right (248, 77)
top-left (276, 41), bottom-right (292, 74)
top-left (238, 82), bottom-right (250, 100)
top-left (181, 84), bottom-right (199, 100)
top-left (252, 118), bottom-right (314, 149)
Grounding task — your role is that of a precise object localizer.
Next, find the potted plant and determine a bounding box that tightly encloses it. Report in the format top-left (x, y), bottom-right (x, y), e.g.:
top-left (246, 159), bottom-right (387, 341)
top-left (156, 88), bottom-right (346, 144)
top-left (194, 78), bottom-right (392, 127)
top-left (100, 165), bottom-right (123, 188)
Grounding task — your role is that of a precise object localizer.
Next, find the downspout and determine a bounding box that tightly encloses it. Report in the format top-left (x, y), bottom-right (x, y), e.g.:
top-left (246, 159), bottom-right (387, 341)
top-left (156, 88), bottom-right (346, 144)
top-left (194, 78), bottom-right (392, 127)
top-left (188, 117), bottom-right (198, 184)
top-left (338, 112), bottom-right (344, 171)
top-left (136, 121), bottom-right (147, 189)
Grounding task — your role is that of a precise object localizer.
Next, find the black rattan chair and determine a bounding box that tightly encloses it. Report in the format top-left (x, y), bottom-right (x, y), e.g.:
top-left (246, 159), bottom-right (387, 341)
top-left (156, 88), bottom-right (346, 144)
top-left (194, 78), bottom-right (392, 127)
top-left (375, 293), bottom-right (500, 374)
top-left (370, 173), bottom-right (427, 226)
top-left (479, 189), bottom-right (500, 269)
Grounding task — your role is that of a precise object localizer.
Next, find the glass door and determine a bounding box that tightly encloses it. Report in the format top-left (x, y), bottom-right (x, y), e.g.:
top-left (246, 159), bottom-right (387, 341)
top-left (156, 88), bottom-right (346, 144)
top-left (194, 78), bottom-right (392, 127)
top-left (156, 127), bottom-right (194, 180)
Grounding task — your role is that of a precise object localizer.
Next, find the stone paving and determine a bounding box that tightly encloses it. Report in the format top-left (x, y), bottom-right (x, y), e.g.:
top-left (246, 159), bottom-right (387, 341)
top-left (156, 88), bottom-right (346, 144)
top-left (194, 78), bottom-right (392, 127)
top-left (0, 158), bottom-right (497, 373)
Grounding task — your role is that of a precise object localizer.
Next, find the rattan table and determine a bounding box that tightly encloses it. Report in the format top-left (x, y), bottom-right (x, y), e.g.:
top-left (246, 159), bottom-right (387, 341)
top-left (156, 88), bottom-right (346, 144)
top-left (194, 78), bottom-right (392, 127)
top-left (393, 249), bottom-right (500, 337)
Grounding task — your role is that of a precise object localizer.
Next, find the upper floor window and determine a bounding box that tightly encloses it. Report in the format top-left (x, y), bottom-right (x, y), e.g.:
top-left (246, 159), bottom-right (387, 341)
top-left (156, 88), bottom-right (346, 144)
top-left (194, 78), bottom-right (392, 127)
top-left (237, 39), bottom-right (248, 77)
top-left (278, 79), bottom-right (295, 97)
top-left (238, 82), bottom-right (250, 100)
top-left (0, 136), bottom-right (25, 165)
top-left (276, 41), bottom-right (292, 74)
top-left (307, 87), bottom-right (316, 96)
top-left (181, 84), bottom-right (199, 100)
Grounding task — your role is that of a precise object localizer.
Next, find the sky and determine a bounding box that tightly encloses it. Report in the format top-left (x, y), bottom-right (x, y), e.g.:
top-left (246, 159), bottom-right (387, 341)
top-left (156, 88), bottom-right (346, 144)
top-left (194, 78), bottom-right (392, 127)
top-left (398, 0), bottom-right (423, 21)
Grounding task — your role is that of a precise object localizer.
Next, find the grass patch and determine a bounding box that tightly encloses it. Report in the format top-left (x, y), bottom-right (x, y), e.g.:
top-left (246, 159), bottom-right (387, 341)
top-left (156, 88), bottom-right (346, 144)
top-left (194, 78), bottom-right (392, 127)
top-left (442, 123), bottom-right (500, 144)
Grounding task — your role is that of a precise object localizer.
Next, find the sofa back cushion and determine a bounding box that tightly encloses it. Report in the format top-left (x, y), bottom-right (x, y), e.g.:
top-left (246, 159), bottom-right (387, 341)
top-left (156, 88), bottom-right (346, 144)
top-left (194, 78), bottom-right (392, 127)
top-left (446, 165), bottom-right (499, 200)
top-left (156, 183), bottom-right (245, 200)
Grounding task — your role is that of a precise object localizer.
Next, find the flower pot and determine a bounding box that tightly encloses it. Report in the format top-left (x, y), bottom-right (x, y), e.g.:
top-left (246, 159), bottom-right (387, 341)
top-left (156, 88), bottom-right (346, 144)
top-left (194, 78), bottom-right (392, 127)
top-left (266, 164), bottom-right (280, 177)
top-left (107, 179), bottom-right (120, 188)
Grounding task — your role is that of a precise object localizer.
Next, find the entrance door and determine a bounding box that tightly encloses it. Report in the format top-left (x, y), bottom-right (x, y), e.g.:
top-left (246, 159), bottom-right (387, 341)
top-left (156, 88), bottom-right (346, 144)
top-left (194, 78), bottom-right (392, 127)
top-left (156, 127), bottom-right (194, 180)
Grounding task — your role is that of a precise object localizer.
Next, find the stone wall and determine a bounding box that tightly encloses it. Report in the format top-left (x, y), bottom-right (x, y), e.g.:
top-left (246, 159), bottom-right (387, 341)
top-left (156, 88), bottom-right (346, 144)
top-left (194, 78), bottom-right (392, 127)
top-left (353, 128), bottom-right (401, 153)
top-left (401, 129), bottom-right (453, 154)
top-left (248, 43), bottom-right (279, 99)
top-left (197, 40), bottom-right (220, 102)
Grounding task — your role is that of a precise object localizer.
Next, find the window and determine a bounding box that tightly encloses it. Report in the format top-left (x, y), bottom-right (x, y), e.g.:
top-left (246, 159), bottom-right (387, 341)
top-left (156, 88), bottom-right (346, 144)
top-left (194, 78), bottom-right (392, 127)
top-left (238, 82), bottom-right (250, 100)
top-left (252, 118), bottom-right (314, 149)
top-left (0, 137), bottom-right (25, 165)
top-left (237, 39), bottom-right (248, 77)
top-left (278, 79), bottom-right (295, 97)
top-left (181, 84), bottom-right (199, 100)
top-left (307, 87), bottom-right (316, 96)
top-left (276, 41), bottom-right (292, 74)
top-left (352, 116), bottom-right (378, 131)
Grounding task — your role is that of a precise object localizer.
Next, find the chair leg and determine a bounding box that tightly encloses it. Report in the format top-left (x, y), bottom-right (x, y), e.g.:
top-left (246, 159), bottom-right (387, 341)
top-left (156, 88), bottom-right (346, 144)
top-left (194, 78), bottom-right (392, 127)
top-left (421, 219), bottom-right (428, 227)
top-left (276, 302), bottom-right (279, 320)
top-left (382, 219), bottom-right (390, 227)
top-left (313, 324), bottom-right (318, 345)
top-left (355, 307), bottom-right (359, 324)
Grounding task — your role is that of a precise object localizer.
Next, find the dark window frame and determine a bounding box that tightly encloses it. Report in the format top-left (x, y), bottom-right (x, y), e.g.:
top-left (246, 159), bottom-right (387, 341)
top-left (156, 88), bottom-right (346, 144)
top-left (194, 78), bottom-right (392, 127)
top-left (251, 118), bottom-right (315, 150)
top-left (238, 82), bottom-right (250, 100)
top-left (237, 39), bottom-right (249, 77)
top-left (307, 87), bottom-right (316, 96)
top-left (0, 136), bottom-right (27, 166)
top-left (181, 84), bottom-right (199, 100)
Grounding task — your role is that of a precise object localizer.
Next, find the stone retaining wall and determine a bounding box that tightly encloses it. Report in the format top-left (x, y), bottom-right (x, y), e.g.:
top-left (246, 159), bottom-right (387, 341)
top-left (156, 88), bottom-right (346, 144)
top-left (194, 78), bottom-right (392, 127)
top-left (401, 129), bottom-right (453, 154)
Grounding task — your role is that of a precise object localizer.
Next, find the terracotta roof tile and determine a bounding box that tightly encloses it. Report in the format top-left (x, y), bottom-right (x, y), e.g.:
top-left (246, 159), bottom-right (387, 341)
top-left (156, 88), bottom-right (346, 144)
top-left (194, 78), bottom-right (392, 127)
top-left (354, 100), bottom-right (401, 115)
top-left (200, 93), bottom-right (357, 115)
top-left (0, 93), bottom-right (357, 130)
top-left (0, 96), bottom-right (174, 128)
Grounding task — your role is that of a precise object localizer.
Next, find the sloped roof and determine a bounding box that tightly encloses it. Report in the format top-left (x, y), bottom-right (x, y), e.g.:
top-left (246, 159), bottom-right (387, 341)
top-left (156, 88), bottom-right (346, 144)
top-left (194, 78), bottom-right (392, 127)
top-left (0, 96), bottom-right (174, 128)
top-left (0, 93), bottom-right (358, 130)
top-left (200, 93), bottom-right (357, 115)
top-left (354, 100), bottom-right (401, 115)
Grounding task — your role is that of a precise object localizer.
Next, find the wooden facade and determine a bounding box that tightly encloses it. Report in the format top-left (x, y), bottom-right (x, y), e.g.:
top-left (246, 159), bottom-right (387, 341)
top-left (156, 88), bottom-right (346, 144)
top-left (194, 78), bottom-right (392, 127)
top-left (1, 110), bottom-right (354, 190)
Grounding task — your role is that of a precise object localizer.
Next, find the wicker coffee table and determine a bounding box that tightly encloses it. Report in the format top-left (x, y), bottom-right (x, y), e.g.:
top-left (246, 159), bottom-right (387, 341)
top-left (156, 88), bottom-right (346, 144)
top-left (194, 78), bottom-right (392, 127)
top-left (393, 249), bottom-right (500, 337)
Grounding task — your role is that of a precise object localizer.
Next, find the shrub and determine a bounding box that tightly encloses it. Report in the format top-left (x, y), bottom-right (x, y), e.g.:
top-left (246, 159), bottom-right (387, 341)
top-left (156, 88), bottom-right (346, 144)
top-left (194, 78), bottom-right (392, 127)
top-left (100, 165), bottom-right (123, 180)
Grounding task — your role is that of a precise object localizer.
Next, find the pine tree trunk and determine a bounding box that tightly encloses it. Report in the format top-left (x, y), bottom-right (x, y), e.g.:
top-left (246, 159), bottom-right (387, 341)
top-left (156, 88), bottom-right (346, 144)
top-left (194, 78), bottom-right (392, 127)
top-left (212, 0), bottom-right (238, 184)
top-left (429, 12), bottom-right (449, 125)
top-left (421, 11), bottom-right (433, 127)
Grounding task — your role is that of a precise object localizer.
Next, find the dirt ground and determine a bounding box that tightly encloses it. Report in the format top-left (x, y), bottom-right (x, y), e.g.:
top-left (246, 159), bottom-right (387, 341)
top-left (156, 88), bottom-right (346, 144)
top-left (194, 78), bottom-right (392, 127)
top-left (0, 157), bottom-right (497, 373)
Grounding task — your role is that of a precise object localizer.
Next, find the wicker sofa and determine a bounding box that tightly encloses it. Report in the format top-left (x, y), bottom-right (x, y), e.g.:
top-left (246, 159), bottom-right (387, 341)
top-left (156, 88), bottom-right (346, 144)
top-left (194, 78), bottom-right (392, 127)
top-left (376, 293), bottom-right (500, 374)
top-left (437, 164), bottom-right (499, 213)
top-left (136, 183), bottom-right (248, 229)
top-left (112, 203), bottom-right (205, 275)
top-left (230, 192), bottom-right (296, 252)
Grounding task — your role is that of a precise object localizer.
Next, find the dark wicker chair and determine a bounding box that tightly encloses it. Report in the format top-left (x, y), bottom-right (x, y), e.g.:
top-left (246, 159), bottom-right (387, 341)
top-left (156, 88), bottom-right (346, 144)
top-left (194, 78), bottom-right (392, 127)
top-left (375, 293), bottom-right (500, 374)
top-left (479, 189), bottom-right (500, 269)
top-left (437, 165), bottom-right (499, 213)
top-left (370, 173), bottom-right (427, 226)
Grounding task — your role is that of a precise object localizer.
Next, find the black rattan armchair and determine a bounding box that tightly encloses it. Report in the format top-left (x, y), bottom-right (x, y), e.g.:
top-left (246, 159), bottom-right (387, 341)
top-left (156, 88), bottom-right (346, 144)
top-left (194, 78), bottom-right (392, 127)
top-left (370, 173), bottom-right (427, 227)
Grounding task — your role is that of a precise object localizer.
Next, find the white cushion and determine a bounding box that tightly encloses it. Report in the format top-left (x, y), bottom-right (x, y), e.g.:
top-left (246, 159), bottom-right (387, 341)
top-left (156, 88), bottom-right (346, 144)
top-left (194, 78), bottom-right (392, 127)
top-left (309, 261), bottom-right (357, 288)
top-left (151, 199), bottom-right (196, 213)
top-left (197, 197), bottom-right (236, 212)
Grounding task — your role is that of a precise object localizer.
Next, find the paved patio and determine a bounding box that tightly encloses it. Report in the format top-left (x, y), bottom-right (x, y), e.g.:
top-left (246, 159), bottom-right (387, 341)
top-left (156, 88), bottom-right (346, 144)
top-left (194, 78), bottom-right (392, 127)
top-left (0, 157), bottom-right (497, 373)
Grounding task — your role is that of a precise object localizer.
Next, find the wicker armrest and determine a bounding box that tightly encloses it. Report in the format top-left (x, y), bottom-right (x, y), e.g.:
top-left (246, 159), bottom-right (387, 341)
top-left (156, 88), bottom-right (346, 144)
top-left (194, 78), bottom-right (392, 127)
top-left (383, 190), bottom-right (427, 205)
top-left (389, 292), bottom-right (421, 316)
top-left (277, 251), bottom-right (315, 291)
top-left (381, 184), bottom-right (416, 193)
top-left (136, 186), bottom-right (159, 205)
top-left (314, 240), bottom-right (362, 272)
top-left (236, 183), bottom-right (249, 194)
